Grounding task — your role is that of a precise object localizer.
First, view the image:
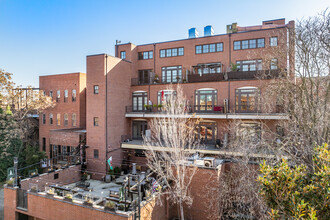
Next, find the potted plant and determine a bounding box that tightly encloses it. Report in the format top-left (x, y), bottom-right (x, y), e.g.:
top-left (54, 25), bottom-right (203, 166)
top-left (47, 188), bottom-right (55, 197)
top-left (47, 167), bottom-right (55, 173)
top-left (84, 198), bottom-right (94, 207)
top-left (30, 185), bottom-right (38, 193)
top-left (108, 169), bottom-right (115, 181)
top-left (64, 193), bottom-right (73, 202)
top-left (182, 79), bottom-right (187, 83)
top-left (154, 74), bottom-right (159, 83)
top-left (104, 201), bottom-right (116, 211)
top-left (176, 76), bottom-right (181, 82)
top-left (117, 203), bottom-right (125, 212)
top-left (230, 62), bottom-right (239, 72)
top-left (6, 178), bottom-right (14, 187)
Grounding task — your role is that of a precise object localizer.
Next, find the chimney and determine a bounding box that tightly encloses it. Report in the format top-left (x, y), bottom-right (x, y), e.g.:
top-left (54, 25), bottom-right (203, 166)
top-left (226, 23), bottom-right (238, 33)
top-left (188, 28), bottom-right (199, 38)
top-left (204, 25), bottom-right (214, 37)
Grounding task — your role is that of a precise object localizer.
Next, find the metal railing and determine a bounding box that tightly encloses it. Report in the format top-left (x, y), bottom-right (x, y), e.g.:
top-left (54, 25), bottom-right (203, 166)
top-left (125, 105), bottom-right (226, 114)
top-left (17, 189), bottom-right (28, 210)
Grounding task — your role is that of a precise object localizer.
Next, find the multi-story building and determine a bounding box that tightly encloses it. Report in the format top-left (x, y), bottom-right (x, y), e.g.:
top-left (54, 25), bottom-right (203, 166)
top-left (4, 18), bottom-right (295, 220)
top-left (86, 18), bottom-right (294, 175)
top-left (39, 72), bottom-right (87, 166)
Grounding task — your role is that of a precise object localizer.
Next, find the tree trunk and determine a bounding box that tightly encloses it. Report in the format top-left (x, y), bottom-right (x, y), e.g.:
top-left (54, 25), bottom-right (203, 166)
top-left (179, 199), bottom-right (185, 220)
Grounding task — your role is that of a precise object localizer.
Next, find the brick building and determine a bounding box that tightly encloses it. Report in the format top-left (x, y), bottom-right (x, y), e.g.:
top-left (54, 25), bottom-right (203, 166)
top-left (4, 18), bottom-right (295, 220)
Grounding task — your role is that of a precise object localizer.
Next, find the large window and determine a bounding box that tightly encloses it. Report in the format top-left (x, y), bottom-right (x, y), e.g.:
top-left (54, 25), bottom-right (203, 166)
top-left (196, 121), bottom-right (218, 144)
top-left (72, 89), bottom-right (76, 102)
top-left (195, 89), bottom-right (218, 112)
top-left (132, 120), bottom-right (148, 140)
top-left (161, 66), bottom-right (182, 83)
top-left (138, 51), bottom-right (153, 60)
top-left (157, 90), bottom-right (176, 104)
top-left (72, 113), bottom-right (77, 126)
top-left (196, 43), bottom-right (223, 54)
top-left (159, 47), bottom-right (184, 58)
top-left (196, 63), bottom-right (222, 75)
top-left (49, 91), bottom-right (53, 99)
top-left (233, 38), bottom-right (265, 50)
top-left (132, 91), bottom-right (147, 112)
top-left (235, 87), bottom-right (260, 113)
top-left (138, 69), bottom-right (152, 85)
top-left (236, 60), bottom-right (262, 71)
top-left (64, 90), bottom-right (68, 102)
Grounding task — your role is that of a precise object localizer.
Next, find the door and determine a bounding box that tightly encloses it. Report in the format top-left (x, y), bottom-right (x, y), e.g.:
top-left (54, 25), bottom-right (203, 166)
top-left (195, 89), bottom-right (217, 112)
top-left (197, 122), bottom-right (217, 144)
top-left (236, 88), bottom-right (260, 113)
top-left (132, 92), bottom-right (148, 112)
top-left (132, 121), bottom-right (148, 140)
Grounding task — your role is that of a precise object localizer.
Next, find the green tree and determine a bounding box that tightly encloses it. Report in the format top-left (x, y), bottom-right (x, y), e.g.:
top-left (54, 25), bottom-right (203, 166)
top-left (258, 143), bottom-right (330, 219)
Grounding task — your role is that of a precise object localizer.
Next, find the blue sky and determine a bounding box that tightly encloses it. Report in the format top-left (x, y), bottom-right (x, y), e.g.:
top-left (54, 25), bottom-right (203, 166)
top-left (0, 0), bottom-right (329, 87)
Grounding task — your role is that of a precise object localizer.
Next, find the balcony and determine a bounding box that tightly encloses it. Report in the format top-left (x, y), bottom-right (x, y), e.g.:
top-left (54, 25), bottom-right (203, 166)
top-left (125, 104), bottom-right (287, 120)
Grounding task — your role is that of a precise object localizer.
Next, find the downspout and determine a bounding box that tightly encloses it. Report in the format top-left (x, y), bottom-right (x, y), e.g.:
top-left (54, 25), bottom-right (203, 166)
top-left (228, 33), bottom-right (231, 114)
top-left (105, 54), bottom-right (108, 174)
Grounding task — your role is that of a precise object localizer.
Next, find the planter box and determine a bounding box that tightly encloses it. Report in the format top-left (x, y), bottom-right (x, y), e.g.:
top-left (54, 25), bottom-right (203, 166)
top-left (46, 193), bottom-right (54, 198)
top-left (83, 202), bottom-right (93, 207)
top-left (104, 207), bottom-right (116, 212)
top-left (64, 198), bottom-right (72, 202)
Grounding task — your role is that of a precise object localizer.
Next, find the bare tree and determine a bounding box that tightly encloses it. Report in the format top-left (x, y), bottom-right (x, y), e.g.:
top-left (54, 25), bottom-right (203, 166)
top-left (143, 84), bottom-right (201, 220)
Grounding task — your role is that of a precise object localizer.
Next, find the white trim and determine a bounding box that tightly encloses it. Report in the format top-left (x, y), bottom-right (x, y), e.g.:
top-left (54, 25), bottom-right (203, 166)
top-left (197, 88), bottom-right (216, 91)
top-left (133, 90), bottom-right (147, 93)
top-left (237, 86), bottom-right (258, 89)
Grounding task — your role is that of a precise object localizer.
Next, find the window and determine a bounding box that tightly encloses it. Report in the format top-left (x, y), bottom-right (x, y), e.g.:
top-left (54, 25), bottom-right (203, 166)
top-left (42, 114), bottom-right (46, 124)
top-left (72, 113), bottom-right (77, 126)
top-left (196, 45), bottom-right (202, 54)
top-left (94, 149), bottom-right (99, 159)
top-left (42, 138), bottom-right (46, 151)
top-left (56, 90), bottom-right (60, 102)
top-left (94, 85), bottom-right (99, 94)
top-left (159, 47), bottom-right (184, 58)
top-left (157, 90), bottom-right (177, 104)
top-left (234, 38), bottom-right (265, 50)
top-left (196, 43), bottom-right (223, 54)
top-left (237, 123), bottom-right (261, 142)
top-left (161, 66), bottom-right (182, 83)
top-left (196, 63), bottom-right (222, 75)
top-left (132, 120), bottom-right (148, 140)
top-left (120, 51), bottom-right (126, 59)
top-left (64, 90), bottom-right (68, 102)
top-left (257, 38), bottom-right (265, 48)
top-left (49, 91), bottom-right (53, 99)
top-left (236, 60), bottom-right (262, 71)
top-left (49, 113), bottom-right (53, 125)
top-left (235, 87), bottom-right (261, 113)
top-left (132, 92), bottom-right (148, 112)
top-left (72, 89), bottom-right (76, 102)
top-left (195, 89), bottom-right (218, 112)
top-left (138, 51), bottom-right (153, 60)
top-left (93, 117), bottom-right (99, 126)
top-left (64, 113), bottom-right (68, 126)
top-left (270, 58), bottom-right (278, 70)
top-left (196, 121), bottom-right (218, 144)
top-left (160, 49), bottom-right (166, 58)
top-left (138, 70), bottom-right (152, 85)
top-left (270, 37), bottom-right (278, 46)
top-left (56, 113), bottom-right (60, 126)
top-left (43, 91), bottom-right (46, 96)
top-left (234, 41), bottom-right (241, 50)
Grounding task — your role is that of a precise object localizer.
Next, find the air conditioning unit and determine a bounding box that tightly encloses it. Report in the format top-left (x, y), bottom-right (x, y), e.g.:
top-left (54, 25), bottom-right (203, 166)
top-left (194, 159), bottom-right (204, 166)
top-left (203, 157), bottom-right (215, 168)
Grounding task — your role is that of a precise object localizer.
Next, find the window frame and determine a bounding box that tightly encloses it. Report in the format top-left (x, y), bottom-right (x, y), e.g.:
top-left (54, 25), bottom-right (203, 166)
top-left (234, 38), bottom-right (265, 50)
top-left (93, 117), bottom-right (99, 126)
top-left (161, 66), bottom-right (182, 83)
top-left (42, 113), bottom-right (46, 124)
top-left (72, 113), bottom-right (77, 127)
top-left (56, 113), bottom-right (60, 126)
top-left (120, 51), bottom-right (126, 59)
top-left (270, 36), bottom-right (278, 46)
top-left (94, 85), bottom-right (99, 94)
top-left (49, 113), bottom-right (53, 125)
top-left (196, 42), bottom-right (223, 54)
top-left (94, 149), bottom-right (99, 159)
top-left (64, 113), bottom-right (68, 126)
top-left (159, 47), bottom-right (184, 58)
top-left (64, 90), bottom-right (68, 102)
top-left (72, 89), bottom-right (76, 102)
top-left (56, 90), bottom-right (60, 102)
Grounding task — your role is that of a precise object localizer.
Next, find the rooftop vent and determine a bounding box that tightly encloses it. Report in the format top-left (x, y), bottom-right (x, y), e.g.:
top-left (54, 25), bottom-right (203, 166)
top-left (204, 25), bottom-right (214, 37)
top-left (188, 28), bottom-right (199, 38)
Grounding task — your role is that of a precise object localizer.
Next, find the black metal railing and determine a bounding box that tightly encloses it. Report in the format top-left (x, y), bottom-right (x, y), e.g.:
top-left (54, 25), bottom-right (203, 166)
top-left (125, 105), bottom-right (226, 114)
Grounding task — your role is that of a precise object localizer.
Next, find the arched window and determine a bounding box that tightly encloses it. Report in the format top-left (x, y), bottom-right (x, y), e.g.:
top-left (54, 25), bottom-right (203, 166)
top-left (235, 87), bottom-right (260, 113)
top-left (132, 91), bottom-right (147, 112)
top-left (195, 88), bottom-right (217, 112)
top-left (72, 89), bottom-right (76, 102)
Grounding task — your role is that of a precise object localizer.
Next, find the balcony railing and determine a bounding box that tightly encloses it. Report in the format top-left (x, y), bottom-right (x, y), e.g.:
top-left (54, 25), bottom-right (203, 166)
top-left (126, 105), bottom-right (226, 114)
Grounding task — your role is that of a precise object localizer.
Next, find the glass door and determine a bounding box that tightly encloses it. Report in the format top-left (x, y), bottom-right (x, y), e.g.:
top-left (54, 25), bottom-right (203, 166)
top-left (132, 121), bottom-right (148, 140)
top-left (197, 122), bottom-right (217, 144)
top-left (132, 92), bottom-right (148, 112)
top-left (195, 89), bottom-right (217, 112)
top-left (236, 88), bottom-right (260, 113)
